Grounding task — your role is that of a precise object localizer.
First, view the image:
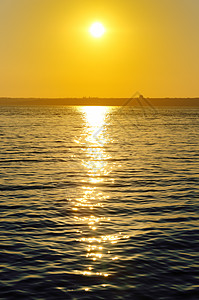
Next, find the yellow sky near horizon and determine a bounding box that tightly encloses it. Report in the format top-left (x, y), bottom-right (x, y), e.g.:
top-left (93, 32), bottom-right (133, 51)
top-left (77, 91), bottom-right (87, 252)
top-left (0, 0), bottom-right (199, 98)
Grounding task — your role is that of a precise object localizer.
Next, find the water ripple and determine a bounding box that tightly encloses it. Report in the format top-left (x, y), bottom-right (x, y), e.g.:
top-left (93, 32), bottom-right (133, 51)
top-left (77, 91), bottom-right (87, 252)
top-left (0, 106), bottom-right (199, 299)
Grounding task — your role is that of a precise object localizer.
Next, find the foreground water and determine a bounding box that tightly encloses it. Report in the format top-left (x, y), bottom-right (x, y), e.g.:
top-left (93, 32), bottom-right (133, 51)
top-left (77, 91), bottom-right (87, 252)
top-left (0, 105), bottom-right (199, 300)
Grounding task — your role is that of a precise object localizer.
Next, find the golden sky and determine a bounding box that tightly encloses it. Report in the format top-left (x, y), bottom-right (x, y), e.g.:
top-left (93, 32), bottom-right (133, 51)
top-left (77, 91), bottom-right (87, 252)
top-left (0, 0), bottom-right (199, 98)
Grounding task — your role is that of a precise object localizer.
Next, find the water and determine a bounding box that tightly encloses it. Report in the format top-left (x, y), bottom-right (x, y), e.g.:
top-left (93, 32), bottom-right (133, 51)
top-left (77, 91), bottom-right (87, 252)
top-left (0, 105), bottom-right (199, 300)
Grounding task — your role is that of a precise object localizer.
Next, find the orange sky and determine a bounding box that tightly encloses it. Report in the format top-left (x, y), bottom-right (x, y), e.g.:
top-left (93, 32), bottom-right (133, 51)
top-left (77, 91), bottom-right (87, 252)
top-left (0, 0), bottom-right (199, 98)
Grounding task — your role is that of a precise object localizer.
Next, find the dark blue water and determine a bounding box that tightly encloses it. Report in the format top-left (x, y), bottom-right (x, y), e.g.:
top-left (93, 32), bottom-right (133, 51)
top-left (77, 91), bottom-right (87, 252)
top-left (0, 105), bottom-right (199, 299)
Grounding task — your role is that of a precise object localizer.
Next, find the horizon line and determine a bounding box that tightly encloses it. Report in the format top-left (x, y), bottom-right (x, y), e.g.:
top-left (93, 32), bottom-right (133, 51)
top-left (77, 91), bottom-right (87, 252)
top-left (1, 96), bottom-right (199, 99)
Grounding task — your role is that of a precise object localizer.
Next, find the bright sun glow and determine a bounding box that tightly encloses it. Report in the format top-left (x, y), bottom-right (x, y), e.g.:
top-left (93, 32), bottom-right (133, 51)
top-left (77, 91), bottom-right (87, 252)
top-left (80, 106), bottom-right (108, 128)
top-left (89, 22), bottom-right (105, 38)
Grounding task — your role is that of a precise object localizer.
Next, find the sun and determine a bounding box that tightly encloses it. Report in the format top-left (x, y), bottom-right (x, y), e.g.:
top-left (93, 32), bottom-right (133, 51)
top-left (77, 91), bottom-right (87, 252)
top-left (89, 22), bottom-right (105, 38)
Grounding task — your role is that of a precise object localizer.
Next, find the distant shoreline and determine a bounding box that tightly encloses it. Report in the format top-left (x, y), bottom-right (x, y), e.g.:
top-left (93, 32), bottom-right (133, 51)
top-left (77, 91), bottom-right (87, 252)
top-left (0, 97), bottom-right (199, 106)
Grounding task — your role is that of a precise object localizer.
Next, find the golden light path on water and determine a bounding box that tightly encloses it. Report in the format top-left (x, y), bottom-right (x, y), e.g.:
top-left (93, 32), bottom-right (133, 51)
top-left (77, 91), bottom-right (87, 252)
top-left (72, 106), bottom-right (130, 283)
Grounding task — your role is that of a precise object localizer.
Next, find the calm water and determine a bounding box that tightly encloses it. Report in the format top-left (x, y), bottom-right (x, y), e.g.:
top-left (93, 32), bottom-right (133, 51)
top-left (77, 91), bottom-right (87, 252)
top-left (0, 105), bottom-right (199, 300)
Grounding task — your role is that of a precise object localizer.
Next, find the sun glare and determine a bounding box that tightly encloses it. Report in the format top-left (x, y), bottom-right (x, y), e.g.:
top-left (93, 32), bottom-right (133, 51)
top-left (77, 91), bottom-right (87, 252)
top-left (89, 22), bottom-right (105, 38)
top-left (80, 106), bottom-right (108, 128)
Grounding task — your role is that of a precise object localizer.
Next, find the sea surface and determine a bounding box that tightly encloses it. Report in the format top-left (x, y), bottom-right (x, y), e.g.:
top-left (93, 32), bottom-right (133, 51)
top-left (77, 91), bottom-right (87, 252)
top-left (0, 105), bottom-right (199, 300)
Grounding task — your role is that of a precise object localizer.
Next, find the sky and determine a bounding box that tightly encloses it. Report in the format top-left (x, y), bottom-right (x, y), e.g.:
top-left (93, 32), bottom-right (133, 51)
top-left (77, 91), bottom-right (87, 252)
top-left (0, 0), bottom-right (199, 98)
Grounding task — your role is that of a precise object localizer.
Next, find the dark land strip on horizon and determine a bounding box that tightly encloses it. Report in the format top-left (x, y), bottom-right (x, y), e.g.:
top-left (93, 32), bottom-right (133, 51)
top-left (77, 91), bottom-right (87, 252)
top-left (0, 97), bottom-right (199, 106)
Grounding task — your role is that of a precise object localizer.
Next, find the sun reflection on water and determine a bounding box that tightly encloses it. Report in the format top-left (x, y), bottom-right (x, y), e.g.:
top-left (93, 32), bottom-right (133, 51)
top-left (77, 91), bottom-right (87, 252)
top-left (72, 106), bottom-right (129, 279)
top-left (80, 106), bottom-right (108, 130)
top-left (79, 106), bottom-right (112, 178)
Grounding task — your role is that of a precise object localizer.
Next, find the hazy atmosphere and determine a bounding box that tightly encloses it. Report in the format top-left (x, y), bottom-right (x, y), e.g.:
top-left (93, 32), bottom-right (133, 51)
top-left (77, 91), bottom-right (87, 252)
top-left (1, 0), bottom-right (199, 98)
top-left (1, 2), bottom-right (199, 300)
